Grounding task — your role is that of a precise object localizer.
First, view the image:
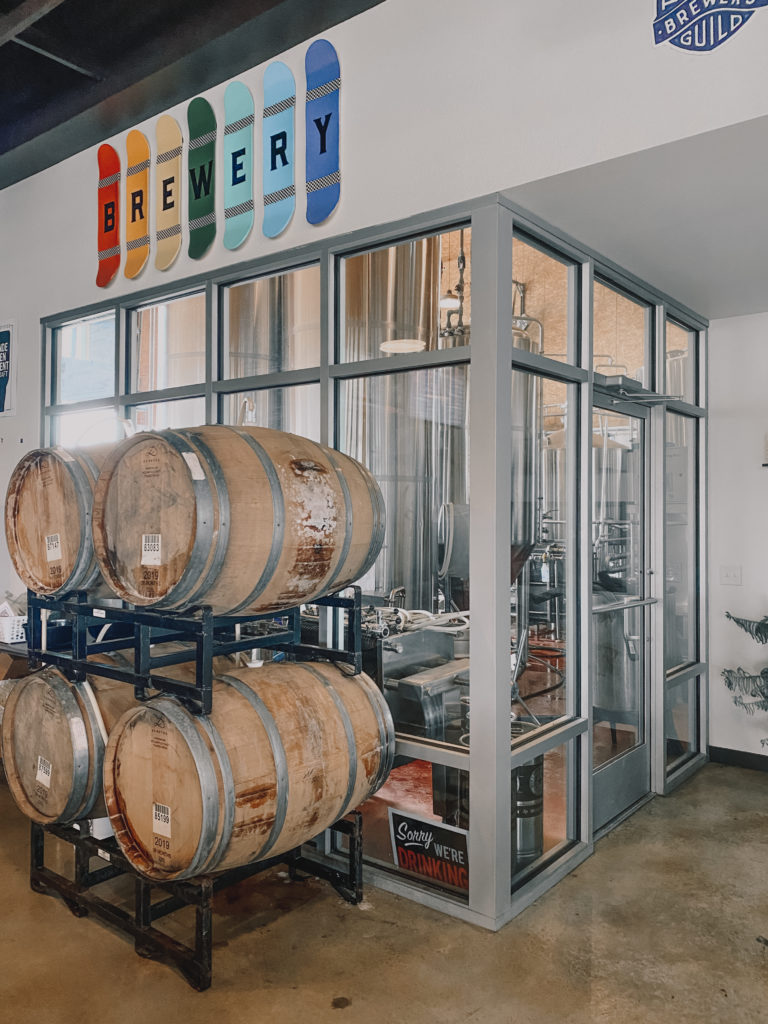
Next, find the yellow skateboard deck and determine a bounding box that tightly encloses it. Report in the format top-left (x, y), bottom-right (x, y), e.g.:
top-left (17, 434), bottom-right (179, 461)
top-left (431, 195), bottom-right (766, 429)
top-left (155, 115), bottom-right (183, 271)
top-left (125, 130), bottom-right (150, 278)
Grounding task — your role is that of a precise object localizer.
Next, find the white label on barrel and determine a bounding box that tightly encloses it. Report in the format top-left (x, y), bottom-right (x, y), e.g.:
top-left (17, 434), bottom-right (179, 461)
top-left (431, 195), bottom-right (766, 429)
top-left (45, 533), bottom-right (61, 562)
top-left (153, 802), bottom-right (172, 838)
top-left (141, 534), bottom-right (162, 566)
top-left (182, 452), bottom-right (205, 481)
top-left (36, 755), bottom-right (52, 788)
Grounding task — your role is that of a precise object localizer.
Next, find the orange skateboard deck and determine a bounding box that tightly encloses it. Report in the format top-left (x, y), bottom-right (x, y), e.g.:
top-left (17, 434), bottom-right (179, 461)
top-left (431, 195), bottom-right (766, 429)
top-left (96, 144), bottom-right (120, 287)
top-left (125, 130), bottom-right (150, 279)
top-left (155, 115), bottom-right (183, 271)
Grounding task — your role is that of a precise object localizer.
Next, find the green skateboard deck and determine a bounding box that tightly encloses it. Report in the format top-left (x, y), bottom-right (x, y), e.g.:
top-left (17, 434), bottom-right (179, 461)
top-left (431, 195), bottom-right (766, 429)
top-left (187, 97), bottom-right (217, 260)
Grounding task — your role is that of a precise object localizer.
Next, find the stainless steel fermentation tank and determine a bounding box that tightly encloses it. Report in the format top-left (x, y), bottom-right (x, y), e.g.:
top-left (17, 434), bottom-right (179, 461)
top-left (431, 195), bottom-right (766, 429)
top-left (343, 238), bottom-right (541, 608)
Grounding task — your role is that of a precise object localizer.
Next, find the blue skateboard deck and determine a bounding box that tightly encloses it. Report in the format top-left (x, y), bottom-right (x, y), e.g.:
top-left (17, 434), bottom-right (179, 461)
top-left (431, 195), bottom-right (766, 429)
top-left (187, 97), bottom-right (217, 260)
top-left (262, 61), bottom-right (296, 239)
top-left (223, 81), bottom-right (255, 250)
top-left (305, 39), bottom-right (340, 225)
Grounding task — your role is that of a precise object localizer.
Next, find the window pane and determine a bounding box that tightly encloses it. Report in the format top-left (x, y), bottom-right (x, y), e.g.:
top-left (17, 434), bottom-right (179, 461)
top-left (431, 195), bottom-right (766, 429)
top-left (223, 265), bottom-right (321, 378)
top-left (666, 320), bottom-right (697, 405)
top-left (131, 397), bottom-right (206, 431)
top-left (50, 408), bottom-right (124, 447)
top-left (353, 759), bottom-right (469, 903)
top-left (53, 314), bottom-right (115, 404)
top-left (592, 603), bottom-right (644, 769)
top-left (132, 292), bottom-right (206, 392)
top-left (511, 737), bottom-right (577, 888)
top-left (510, 375), bottom-right (572, 740)
top-left (221, 384), bottom-right (321, 441)
top-left (511, 236), bottom-right (573, 362)
top-left (339, 366), bottom-right (470, 749)
top-left (665, 413), bottom-right (698, 671)
top-left (666, 676), bottom-right (698, 773)
top-left (593, 282), bottom-right (648, 384)
top-left (341, 227), bottom-right (470, 362)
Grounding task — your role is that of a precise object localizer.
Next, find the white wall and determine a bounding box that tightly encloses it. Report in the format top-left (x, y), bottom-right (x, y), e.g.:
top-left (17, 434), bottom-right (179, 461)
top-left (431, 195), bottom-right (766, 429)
top-left (2, 0), bottom-right (768, 757)
top-left (708, 312), bottom-right (768, 755)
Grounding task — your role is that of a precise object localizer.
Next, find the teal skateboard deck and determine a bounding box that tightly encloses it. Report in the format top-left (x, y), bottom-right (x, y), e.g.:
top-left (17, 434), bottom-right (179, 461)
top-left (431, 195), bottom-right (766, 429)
top-left (305, 39), bottom-right (340, 225)
top-left (223, 81), bottom-right (255, 250)
top-left (187, 97), bottom-right (217, 259)
top-left (262, 61), bottom-right (295, 239)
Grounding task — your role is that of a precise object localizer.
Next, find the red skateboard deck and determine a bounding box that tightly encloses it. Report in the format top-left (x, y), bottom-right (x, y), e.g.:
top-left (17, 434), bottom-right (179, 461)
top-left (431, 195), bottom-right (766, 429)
top-left (97, 144), bottom-right (120, 287)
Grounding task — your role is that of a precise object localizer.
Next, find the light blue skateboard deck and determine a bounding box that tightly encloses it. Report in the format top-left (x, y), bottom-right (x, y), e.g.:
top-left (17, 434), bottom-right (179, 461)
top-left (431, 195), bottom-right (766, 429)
top-left (187, 97), bottom-right (216, 260)
top-left (305, 39), bottom-right (340, 225)
top-left (262, 61), bottom-right (295, 239)
top-left (223, 81), bottom-right (255, 250)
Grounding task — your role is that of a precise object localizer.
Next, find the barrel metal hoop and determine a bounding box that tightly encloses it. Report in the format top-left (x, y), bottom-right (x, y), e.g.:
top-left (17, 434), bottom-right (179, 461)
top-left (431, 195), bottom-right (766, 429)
top-left (221, 428), bottom-right (286, 614)
top-left (298, 664), bottom-right (358, 815)
top-left (168, 431), bottom-right (232, 610)
top-left (194, 713), bottom-right (236, 874)
top-left (321, 449), bottom-right (355, 594)
top-left (355, 672), bottom-right (396, 792)
top-left (218, 673), bottom-right (289, 859)
top-left (71, 678), bottom-right (107, 818)
top-left (149, 431), bottom-right (223, 609)
top-left (42, 671), bottom-right (92, 824)
top-left (54, 450), bottom-right (96, 593)
top-left (149, 698), bottom-right (221, 879)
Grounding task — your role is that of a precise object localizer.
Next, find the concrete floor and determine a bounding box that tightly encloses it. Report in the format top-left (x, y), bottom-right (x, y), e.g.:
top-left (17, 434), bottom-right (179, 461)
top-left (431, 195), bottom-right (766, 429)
top-left (0, 762), bottom-right (765, 1024)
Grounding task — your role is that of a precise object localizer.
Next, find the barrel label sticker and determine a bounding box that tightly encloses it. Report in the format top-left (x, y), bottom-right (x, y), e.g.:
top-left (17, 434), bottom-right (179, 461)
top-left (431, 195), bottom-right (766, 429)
top-left (182, 451), bottom-right (205, 481)
top-left (45, 533), bottom-right (62, 563)
top-left (36, 755), bottom-right (52, 788)
top-left (153, 802), bottom-right (172, 838)
top-left (141, 533), bottom-right (162, 566)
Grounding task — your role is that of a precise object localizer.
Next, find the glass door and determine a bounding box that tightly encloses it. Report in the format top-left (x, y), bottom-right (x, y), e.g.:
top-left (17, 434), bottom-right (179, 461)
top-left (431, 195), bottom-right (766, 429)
top-left (591, 403), bottom-right (653, 832)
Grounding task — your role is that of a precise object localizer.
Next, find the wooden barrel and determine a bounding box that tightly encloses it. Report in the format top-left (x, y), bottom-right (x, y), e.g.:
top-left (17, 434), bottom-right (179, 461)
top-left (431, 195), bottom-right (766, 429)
top-left (91, 426), bottom-right (386, 614)
top-left (1, 664), bottom-right (139, 824)
top-left (0, 655), bottom-right (28, 781)
top-left (5, 444), bottom-right (114, 595)
top-left (103, 662), bottom-right (395, 881)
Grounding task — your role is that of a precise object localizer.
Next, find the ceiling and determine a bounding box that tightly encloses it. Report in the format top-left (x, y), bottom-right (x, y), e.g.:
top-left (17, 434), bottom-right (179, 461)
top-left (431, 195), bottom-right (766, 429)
top-left (0, 0), bottom-right (383, 190)
top-left (505, 113), bottom-right (768, 324)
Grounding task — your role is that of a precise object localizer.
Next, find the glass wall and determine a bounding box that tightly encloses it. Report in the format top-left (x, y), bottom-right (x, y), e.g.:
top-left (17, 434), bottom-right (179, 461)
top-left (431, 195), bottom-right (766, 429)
top-left (222, 265), bottom-right (321, 377)
top-left (131, 292), bottom-right (205, 392)
top-left (40, 196), bottom-right (707, 927)
top-left (52, 313), bottom-right (115, 404)
top-left (593, 281), bottom-right (649, 384)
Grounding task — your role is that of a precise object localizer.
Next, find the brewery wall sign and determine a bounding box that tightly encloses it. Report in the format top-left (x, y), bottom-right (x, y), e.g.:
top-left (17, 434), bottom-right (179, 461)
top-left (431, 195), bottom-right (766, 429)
top-left (654, 0), bottom-right (768, 51)
top-left (389, 809), bottom-right (469, 892)
top-left (97, 39), bottom-right (340, 287)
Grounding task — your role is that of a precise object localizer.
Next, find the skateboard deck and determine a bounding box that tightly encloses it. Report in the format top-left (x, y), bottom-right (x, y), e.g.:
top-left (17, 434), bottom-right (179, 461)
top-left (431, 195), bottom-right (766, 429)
top-left (223, 81), bottom-right (255, 250)
top-left (262, 61), bottom-right (295, 239)
top-left (305, 39), bottom-right (340, 225)
top-left (96, 144), bottom-right (120, 287)
top-left (155, 115), bottom-right (183, 271)
top-left (125, 130), bottom-right (150, 279)
top-left (187, 97), bottom-right (217, 260)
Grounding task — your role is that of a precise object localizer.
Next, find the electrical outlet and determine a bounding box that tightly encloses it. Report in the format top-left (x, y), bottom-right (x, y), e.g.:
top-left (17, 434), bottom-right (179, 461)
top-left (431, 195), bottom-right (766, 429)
top-left (719, 564), bottom-right (742, 586)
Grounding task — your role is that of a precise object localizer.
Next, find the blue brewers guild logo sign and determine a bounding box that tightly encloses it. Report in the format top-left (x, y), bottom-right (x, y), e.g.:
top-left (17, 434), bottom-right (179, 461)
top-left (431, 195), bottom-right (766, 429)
top-left (654, 0), bottom-right (768, 51)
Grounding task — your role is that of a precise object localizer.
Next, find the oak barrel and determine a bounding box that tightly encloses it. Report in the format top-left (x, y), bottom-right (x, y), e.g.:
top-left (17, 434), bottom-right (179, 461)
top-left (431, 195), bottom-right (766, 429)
top-left (1, 663), bottom-right (139, 824)
top-left (91, 426), bottom-right (386, 614)
top-left (0, 644), bottom-right (227, 823)
top-left (5, 444), bottom-right (113, 595)
top-left (103, 662), bottom-right (395, 880)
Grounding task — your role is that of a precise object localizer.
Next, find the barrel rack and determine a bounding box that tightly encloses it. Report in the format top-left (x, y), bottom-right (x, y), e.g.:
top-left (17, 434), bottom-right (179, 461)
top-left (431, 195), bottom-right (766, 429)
top-left (23, 586), bottom-right (366, 990)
